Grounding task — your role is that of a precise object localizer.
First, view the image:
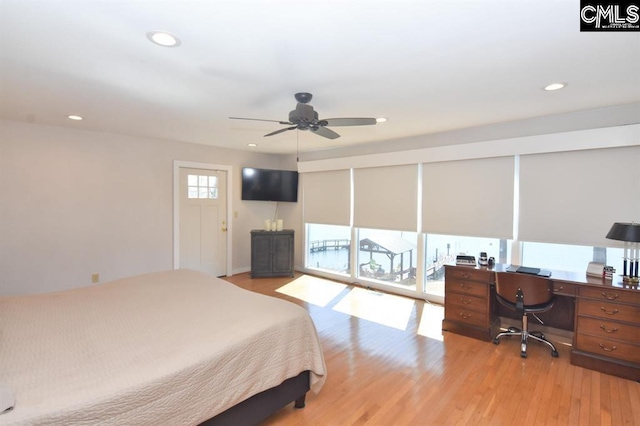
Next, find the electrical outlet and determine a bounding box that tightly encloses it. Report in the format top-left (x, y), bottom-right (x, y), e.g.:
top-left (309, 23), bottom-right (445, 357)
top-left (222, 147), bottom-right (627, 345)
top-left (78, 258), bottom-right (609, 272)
top-left (91, 273), bottom-right (99, 283)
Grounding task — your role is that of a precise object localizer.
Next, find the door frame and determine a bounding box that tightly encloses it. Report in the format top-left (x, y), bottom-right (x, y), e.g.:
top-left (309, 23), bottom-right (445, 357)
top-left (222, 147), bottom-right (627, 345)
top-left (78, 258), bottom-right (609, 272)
top-left (173, 160), bottom-right (233, 276)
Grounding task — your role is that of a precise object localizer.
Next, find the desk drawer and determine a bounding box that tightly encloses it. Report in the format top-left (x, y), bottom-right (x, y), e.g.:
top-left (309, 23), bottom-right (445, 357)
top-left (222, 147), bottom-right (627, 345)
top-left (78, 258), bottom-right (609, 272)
top-left (579, 287), bottom-right (640, 305)
top-left (552, 281), bottom-right (577, 296)
top-left (445, 267), bottom-right (493, 283)
top-left (577, 316), bottom-right (640, 343)
top-left (575, 333), bottom-right (640, 364)
top-left (578, 299), bottom-right (640, 323)
top-left (444, 305), bottom-right (488, 328)
top-left (445, 280), bottom-right (489, 298)
top-left (446, 293), bottom-right (487, 315)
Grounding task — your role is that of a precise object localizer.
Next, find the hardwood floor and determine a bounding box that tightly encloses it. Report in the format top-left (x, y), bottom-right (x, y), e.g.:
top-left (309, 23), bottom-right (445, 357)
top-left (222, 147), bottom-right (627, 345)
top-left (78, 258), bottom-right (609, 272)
top-left (223, 273), bottom-right (640, 425)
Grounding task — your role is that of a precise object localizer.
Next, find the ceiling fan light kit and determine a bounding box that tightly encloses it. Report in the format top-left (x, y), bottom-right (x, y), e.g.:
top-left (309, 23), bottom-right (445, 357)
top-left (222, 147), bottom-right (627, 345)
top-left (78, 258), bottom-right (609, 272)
top-left (230, 92), bottom-right (377, 140)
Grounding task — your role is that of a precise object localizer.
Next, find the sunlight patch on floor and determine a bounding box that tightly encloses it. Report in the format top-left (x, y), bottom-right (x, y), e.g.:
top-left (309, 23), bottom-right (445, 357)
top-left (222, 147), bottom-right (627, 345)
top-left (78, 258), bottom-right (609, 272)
top-left (418, 301), bottom-right (445, 341)
top-left (276, 275), bottom-right (348, 307)
top-left (333, 287), bottom-right (415, 331)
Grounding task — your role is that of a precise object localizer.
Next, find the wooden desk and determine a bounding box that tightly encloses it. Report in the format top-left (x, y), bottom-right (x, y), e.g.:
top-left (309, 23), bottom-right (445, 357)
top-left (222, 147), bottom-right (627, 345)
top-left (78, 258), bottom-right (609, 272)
top-left (442, 264), bottom-right (640, 381)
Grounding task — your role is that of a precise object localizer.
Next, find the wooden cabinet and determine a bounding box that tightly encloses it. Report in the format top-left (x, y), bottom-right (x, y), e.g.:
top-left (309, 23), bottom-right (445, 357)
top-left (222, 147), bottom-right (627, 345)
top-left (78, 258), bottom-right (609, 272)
top-left (571, 286), bottom-right (640, 381)
top-left (251, 230), bottom-right (294, 278)
top-left (442, 265), bottom-right (499, 342)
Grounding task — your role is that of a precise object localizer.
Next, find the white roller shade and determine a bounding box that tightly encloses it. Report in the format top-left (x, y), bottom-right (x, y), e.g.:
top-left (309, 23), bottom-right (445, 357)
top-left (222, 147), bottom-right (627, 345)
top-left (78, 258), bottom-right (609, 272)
top-left (302, 170), bottom-right (350, 225)
top-left (353, 164), bottom-right (418, 231)
top-left (422, 156), bottom-right (515, 239)
top-left (519, 146), bottom-right (640, 247)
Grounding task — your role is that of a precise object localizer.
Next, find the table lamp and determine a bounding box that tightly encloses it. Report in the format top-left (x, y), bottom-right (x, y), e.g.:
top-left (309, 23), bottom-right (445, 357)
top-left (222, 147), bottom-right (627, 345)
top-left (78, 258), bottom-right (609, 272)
top-left (605, 222), bottom-right (640, 283)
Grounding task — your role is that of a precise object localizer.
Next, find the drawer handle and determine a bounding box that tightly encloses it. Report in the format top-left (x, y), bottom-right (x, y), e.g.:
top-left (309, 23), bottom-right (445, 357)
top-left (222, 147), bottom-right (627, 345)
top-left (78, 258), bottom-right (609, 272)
top-left (600, 307), bottom-right (619, 315)
top-left (459, 283), bottom-right (472, 290)
top-left (461, 273), bottom-right (472, 279)
top-left (598, 343), bottom-right (617, 352)
top-left (599, 324), bottom-right (618, 333)
top-left (556, 285), bottom-right (564, 291)
top-left (459, 312), bottom-right (472, 319)
top-left (460, 298), bottom-right (472, 305)
top-left (600, 292), bottom-right (619, 300)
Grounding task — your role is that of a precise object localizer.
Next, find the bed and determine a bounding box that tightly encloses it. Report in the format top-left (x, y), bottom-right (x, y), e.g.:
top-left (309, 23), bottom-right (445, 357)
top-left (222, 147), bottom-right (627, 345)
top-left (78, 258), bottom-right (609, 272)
top-left (0, 269), bottom-right (326, 425)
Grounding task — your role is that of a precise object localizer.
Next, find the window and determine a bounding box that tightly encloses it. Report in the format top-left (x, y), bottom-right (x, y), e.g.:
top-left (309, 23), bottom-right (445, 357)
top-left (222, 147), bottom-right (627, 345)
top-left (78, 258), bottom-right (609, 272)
top-left (357, 228), bottom-right (418, 290)
top-left (187, 174), bottom-right (218, 199)
top-left (424, 234), bottom-right (510, 297)
top-left (306, 223), bottom-right (351, 276)
top-left (521, 241), bottom-right (623, 275)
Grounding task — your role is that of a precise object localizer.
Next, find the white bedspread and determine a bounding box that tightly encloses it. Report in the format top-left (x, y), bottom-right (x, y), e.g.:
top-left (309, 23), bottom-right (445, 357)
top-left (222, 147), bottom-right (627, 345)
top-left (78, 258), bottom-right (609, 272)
top-left (0, 270), bottom-right (326, 425)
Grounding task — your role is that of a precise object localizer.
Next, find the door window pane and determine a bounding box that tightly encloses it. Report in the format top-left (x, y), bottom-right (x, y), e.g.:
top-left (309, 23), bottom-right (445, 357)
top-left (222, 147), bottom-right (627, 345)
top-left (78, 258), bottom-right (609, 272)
top-left (187, 174), bottom-right (219, 199)
top-left (306, 223), bottom-right (351, 276)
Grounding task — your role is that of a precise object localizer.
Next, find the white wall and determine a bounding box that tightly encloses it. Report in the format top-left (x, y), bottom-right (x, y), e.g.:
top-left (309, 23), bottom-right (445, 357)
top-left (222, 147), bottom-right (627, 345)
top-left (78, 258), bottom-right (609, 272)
top-left (0, 120), bottom-right (300, 295)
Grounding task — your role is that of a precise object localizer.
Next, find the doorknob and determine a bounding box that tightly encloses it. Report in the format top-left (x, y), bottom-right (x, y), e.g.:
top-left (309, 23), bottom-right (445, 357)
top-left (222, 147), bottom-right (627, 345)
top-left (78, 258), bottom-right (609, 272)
top-left (221, 227), bottom-right (228, 232)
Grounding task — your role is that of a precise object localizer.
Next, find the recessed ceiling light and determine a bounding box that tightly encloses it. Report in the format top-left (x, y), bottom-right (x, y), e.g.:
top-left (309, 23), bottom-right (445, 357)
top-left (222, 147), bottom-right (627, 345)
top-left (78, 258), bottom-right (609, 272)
top-left (543, 83), bottom-right (567, 91)
top-left (248, 143), bottom-right (257, 147)
top-left (67, 115), bottom-right (83, 121)
top-left (376, 117), bottom-right (387, 123)
top-left (146, 31), bottom-right (181, 47)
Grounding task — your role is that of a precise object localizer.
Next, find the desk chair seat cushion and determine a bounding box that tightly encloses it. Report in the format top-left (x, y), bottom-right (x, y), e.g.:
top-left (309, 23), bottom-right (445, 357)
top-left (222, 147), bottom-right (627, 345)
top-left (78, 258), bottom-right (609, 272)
top-left (495, 293), bottom-right (555, 314)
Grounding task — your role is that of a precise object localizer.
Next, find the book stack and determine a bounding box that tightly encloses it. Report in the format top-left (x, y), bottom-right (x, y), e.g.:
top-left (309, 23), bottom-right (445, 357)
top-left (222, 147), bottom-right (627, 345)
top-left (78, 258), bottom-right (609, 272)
top-left (603, 266), bottom-right (615, 280)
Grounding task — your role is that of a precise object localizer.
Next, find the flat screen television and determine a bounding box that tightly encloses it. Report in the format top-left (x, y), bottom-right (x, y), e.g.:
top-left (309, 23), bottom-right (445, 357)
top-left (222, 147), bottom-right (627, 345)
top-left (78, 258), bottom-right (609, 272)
top-left (241, 167), bottom-right (299, 202)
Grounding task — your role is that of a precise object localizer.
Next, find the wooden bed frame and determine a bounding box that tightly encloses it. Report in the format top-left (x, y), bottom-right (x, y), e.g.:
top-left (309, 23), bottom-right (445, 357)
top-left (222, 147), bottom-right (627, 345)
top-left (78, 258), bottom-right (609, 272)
top-left (200, 370), bottom-right (310, 425)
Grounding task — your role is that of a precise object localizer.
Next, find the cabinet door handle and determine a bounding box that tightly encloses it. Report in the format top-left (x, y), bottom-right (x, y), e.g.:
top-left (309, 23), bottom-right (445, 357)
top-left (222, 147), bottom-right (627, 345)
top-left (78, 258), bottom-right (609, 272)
top-left (459, 283), bottom-right (472, 290)
top-left (459, 312), bottom-right (472, 319)
top-left (598, 343), bottom-right (617, 352)
top-left (599, 324), bottom-right (618, 333)
top-left (600, 292), bottom-right (619, 300)
top-left (600, 307), bottom-right (619, 315)
top-left (460, 298), bottom-right (472, 305)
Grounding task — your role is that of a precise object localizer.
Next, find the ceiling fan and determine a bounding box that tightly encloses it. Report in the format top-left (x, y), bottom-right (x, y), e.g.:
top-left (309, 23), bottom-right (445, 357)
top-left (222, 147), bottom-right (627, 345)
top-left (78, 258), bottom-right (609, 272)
top-left (229, 92), bottom-right (377, 139)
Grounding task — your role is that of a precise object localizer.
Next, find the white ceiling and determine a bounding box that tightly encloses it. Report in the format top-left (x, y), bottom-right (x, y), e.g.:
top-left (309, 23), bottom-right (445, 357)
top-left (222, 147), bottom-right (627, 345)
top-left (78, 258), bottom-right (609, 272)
top-left (1, 0), bottom-right (639, 155)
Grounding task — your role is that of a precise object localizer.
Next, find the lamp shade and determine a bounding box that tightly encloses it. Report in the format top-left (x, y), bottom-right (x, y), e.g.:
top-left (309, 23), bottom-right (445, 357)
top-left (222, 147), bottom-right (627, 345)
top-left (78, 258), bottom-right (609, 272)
top-left (605, 222), bottom-right (640, 243)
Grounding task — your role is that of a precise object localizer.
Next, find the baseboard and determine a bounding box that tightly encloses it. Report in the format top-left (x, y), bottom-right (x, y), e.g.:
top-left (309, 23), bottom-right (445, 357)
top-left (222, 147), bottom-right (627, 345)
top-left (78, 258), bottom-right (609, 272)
top-left (231, 267), bottom-right (251, 276)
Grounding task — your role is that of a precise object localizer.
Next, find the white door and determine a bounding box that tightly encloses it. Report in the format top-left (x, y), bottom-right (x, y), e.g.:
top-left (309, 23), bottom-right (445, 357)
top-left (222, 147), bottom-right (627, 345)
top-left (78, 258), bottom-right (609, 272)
top-left (179, 168), bottom-right (227, 276)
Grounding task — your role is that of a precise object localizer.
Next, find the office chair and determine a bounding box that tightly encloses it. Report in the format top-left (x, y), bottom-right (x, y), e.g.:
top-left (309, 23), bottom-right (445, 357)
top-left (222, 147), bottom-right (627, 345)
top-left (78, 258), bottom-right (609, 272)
top-left (493, 272), bottom-right (559, 358)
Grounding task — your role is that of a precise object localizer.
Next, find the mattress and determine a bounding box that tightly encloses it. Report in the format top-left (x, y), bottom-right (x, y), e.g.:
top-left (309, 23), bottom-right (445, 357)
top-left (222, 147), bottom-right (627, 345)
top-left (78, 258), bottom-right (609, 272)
top-left (0, 269), bottom-right (326, 425)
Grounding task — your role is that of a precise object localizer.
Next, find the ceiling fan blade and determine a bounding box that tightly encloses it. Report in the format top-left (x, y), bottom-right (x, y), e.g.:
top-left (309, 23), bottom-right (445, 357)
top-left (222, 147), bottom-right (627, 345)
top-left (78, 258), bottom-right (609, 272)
top-left (323, 118), bottom-right (377, 127)
top-left (311, 126), bottom-right (340, 140)
top-left (264, 126), bottom-right (297, 137)
top-left (229, 117), bottom-right (292, 125)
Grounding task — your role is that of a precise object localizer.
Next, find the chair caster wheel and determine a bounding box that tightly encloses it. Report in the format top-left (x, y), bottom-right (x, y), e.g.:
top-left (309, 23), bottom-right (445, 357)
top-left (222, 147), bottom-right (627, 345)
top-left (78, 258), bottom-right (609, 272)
top-left (520, 352), bottom-right (527, 358)
top-left (552, 351), bottom-right (559, 358)
top-left (493, 339), bottom-right (500, 345)
top-left (508, 327), bottom-right (519, 333)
